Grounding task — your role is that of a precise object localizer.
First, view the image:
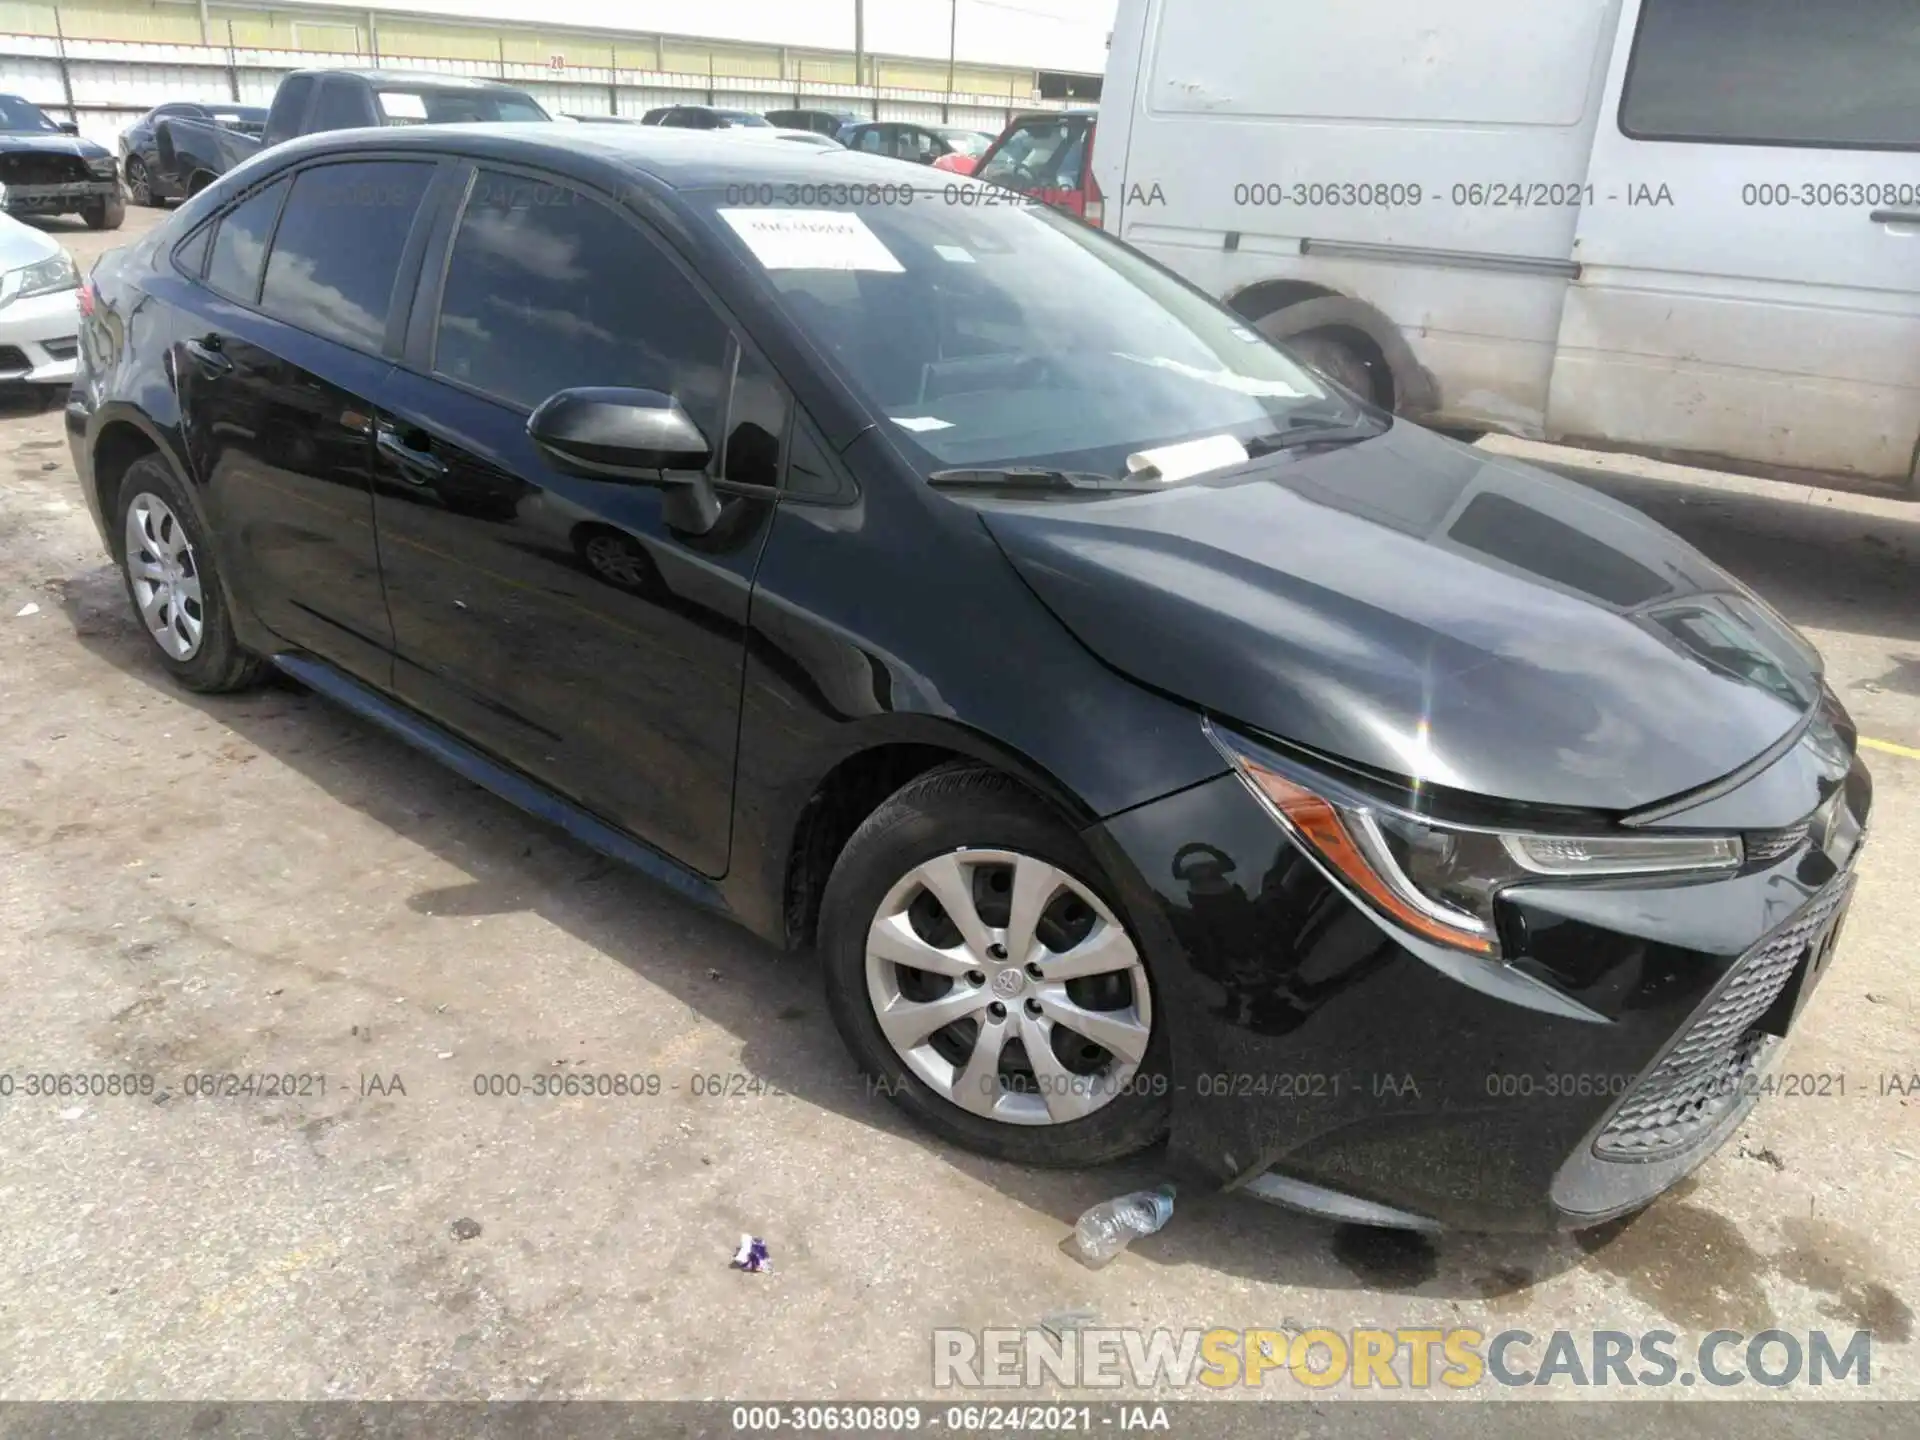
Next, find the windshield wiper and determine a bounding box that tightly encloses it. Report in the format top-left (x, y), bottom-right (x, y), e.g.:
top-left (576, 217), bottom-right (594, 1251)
top-left (1242, 406), bottom-right (1390, 457)
top-left (927, 467), bottom-right (1164, 494)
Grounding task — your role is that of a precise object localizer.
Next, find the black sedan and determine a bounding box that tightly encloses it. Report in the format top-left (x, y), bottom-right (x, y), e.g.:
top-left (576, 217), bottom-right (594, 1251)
top-left (118, 101), bottom-right (266, 206)
top-left (67, 125), bottom-right (1870, 1233)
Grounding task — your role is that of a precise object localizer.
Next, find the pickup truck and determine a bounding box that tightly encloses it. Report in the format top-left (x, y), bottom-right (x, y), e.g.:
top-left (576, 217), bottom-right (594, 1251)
top-left (152, 69), bottom-right (549, 199)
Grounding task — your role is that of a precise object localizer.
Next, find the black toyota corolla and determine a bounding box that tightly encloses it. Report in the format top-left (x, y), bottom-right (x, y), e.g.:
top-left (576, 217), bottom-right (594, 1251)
top-left (68, 125), bottom-right (1870, 1232)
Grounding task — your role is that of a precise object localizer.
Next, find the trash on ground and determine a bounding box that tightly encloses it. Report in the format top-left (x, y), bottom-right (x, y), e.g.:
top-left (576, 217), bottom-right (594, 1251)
top-left (1071, 1184), bottom-right (1176, 1268)
top-left (731, 1234), bottom-right (772, 1273)
top-left (450, 1217), bottom-right (483, 1241)
top-left (15, 602), bottom-right (39, 617)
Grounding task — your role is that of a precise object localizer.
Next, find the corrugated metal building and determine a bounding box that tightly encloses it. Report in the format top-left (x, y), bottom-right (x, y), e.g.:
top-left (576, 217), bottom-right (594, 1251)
top-left (0, 0), bottom-right (1096, 145)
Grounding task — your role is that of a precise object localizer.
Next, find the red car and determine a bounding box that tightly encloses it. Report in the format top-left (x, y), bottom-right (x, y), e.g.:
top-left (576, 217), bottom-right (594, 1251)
top-left (939, 109), bottom-right (1102, 223)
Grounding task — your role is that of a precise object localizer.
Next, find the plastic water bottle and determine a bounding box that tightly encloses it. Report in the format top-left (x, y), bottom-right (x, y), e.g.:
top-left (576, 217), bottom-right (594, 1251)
top-left (1071, 1184), bottom-right (1177, 1267)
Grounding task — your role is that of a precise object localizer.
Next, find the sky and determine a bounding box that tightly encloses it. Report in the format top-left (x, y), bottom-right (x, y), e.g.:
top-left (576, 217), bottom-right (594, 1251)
top-left (366, 0), bottom-right (1121, 73)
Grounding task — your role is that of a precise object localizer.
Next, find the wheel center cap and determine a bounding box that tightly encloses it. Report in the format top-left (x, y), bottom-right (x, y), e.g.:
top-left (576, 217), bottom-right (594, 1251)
top-left (990, 968), bottom-right (1025, 999)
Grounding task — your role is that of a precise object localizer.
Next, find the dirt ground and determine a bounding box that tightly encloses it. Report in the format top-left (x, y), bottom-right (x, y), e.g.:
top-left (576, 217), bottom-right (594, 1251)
top-left (1, 208), bottom-right (1917, 1409)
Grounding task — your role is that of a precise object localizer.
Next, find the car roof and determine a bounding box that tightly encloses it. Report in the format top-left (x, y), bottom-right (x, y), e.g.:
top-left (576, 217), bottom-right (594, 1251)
top-left (274, 121), bottom-right (956, 191)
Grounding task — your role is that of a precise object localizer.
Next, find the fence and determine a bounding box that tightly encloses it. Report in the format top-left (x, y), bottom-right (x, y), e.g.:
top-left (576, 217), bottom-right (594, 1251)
top-left (0, 20), bottom-right (1067, 148)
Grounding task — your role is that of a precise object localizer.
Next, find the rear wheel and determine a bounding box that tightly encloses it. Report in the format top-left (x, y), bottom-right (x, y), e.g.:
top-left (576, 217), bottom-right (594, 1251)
top-left (1284, 330), bottom-right (1382, 405)
top-left (114, 454), bottom-right (267, 693)
top-left (819, 766), bottom-right (1170, 1166)
top-left (124, 156), bottom-right (154, 207)
top-left (81, 193), bottom-right (124, 231)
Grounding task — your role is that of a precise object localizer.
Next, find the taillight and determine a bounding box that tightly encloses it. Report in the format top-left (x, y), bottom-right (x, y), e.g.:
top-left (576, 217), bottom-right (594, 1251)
top-left (77, 281), bottom-right (95, 317)
top-left (1084, 197), bottom-right (1104, 227)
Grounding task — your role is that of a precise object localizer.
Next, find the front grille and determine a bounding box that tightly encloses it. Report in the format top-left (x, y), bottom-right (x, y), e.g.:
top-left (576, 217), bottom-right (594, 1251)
top-left (1595, 879), bottom-right (1851, 1159)
top-left (0, 152), bottom-right (91, 186)
top-left (1744, 820), bottom-right (1810, 862)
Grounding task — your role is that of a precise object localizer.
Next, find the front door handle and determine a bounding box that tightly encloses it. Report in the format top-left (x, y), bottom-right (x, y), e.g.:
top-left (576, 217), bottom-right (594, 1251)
top-left (376, 422), bottom-right (446, 484)
top-left (182, 335), bottom-right (231, 375)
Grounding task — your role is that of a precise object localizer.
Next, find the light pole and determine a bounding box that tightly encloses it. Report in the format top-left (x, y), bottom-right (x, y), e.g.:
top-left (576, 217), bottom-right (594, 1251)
top-left (945, 0), bottom-right (957, 120)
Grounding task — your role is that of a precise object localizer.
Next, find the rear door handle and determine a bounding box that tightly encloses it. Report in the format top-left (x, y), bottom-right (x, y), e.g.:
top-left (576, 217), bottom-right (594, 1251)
top-left (376, 421), bottom-right (446, 484)
top-left (182, 335), bottom-right (231, 375)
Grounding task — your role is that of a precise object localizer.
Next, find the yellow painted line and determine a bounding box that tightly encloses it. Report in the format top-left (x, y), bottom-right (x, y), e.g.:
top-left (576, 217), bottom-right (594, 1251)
top-left (1860, 736), bottom-right (1920, 761)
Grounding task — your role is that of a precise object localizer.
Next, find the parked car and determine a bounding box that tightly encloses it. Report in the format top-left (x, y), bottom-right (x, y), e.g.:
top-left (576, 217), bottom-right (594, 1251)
top-left (764, 108), bottom-right (862, 138)
top-left (71, 126), bottom-right (1870, 1234)
top-left (639, 106), bottom-right (771, 130)
top-left (0, 94), bottom-right (123, 230)
top-left (577, 114), bottom-right (841, 149)
top-left (841, 122), bottom-right (993, 167)
top-left (966, 110), bottom-right (1100, 222)
top-left (1100, 0), bottom-right (1920, 492)
top-left (152, 70), bottom-right (547, 198)
top-left (0, 209), bottom-right (79, 389)
top-left (120, 103), bottom-right (266, 206)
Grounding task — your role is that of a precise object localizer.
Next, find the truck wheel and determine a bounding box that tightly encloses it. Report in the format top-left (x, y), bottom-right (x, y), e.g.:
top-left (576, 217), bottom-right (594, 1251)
top-left (124, 156), bottom-right (155, 207)
top-left (1284, 331), bottom-right (1381, 406)
top-left (82, 194), bottom-right (125, 231)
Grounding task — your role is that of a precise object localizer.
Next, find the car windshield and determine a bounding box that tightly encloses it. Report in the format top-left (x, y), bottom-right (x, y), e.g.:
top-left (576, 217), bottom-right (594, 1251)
top-left (938, 130), bottom-right (991, 158)
top-left (0, 96), bottom-right (60, 134)
top-left (698, 193), bottom-right (1348, 478)
top-left (718, 111), bottom-right (772, 127)
top-left (376, 89), bottom-right (548, 124)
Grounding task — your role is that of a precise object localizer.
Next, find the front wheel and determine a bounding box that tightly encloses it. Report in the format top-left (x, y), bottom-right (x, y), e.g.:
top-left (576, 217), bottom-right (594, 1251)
top-left (82, 193), bottom-right (125, 230)
top-left (819, 766), bottom-right (1170, 1166)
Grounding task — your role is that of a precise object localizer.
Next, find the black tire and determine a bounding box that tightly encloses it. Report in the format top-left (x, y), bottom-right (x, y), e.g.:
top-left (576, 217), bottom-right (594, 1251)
top-left (124, 156), bottom-right (155, 207)
top-left (1284, 330), bottom-right (1380, 406)
top-left (113, 453), bottom-right (268, 693)
top-left (819, 765), bottom-right (1171, 1166)
top-left (81, 193), bottom-right (125, 231)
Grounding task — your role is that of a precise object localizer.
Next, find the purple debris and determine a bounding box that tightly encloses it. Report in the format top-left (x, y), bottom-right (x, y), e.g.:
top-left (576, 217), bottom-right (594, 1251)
top-left (731, 1233), bottom-right (772, 1273)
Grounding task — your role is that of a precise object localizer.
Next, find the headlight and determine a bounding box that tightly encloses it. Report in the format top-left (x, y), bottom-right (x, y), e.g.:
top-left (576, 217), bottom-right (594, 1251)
top-left (1207, 722), bottom-right (1742, 957)
top-left (87, 155), bottom-right (117, 177)
top-left (3, 251), bottom-right (78, 306)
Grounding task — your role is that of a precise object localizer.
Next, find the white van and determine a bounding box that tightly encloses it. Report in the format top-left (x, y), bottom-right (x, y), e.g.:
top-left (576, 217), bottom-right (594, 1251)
top-left (1095, 0), bottom-right (1920, 491)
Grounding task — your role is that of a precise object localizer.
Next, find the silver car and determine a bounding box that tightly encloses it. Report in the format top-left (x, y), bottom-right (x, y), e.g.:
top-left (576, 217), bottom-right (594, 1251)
top-left (0, 210), bottom-right (79, 388)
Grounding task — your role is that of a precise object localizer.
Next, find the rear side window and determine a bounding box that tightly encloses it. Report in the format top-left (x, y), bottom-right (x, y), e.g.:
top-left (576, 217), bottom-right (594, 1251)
top-left (260, 161), bottom-right (434, 351)
top-left (307, 77), bottom-right (370, 133)
top-left (203, 177), bottom-right (288, 303)
top-left (1622, 0), bottom-right (1920, 150)
top-left (432, 168), bottom-right (729, 435)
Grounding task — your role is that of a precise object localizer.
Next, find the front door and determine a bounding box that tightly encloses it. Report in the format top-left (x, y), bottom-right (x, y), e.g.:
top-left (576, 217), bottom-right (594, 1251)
top-left (174, 158), bottom-right (439, 681)
top-left (1550, 0), bottom-right (1920, 484)
top-left (371, 168), bottom-right (783, 876)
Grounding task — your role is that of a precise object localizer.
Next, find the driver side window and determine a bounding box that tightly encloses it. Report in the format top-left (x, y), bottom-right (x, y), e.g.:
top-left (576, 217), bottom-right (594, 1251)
top-left (432, 168), bottom-right (729, 446)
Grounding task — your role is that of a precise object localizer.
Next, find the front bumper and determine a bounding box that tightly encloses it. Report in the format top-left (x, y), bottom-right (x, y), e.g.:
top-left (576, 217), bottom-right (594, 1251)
top-left (1086, 721), bottom-right (1871, 1233)
top-left (0, 177), bottom-right (117, 213)
top-left (0, 286), bottom-right (80, 384)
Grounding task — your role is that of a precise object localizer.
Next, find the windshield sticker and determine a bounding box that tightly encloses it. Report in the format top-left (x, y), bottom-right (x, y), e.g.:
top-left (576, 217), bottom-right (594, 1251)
top-left (891, 416), bottom-right (954, 432)
top-left (1125, 433), bottom-right (1250, 483)
top-left (718, 209), bottom-right (904, 273)
top-left (1115, 351), bottom-right (1309, 398)
top-left (933, 244), bottom-right (976, 264)
top-left (376, 91), bottom-right (429, 120)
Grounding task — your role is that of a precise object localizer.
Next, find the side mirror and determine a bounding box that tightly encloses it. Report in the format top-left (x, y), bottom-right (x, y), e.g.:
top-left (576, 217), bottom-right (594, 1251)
top-left (57, 120), bottom-right (79, 136)
top-left (527, 387), bottom-right (721, 533)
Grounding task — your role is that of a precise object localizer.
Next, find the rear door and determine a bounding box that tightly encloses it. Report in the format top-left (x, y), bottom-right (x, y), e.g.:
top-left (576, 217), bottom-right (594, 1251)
top-left (370, 165), bottom-right (780, 875)
top-left (173, 158), bottom-right (441, 682)
top-left (1552, 0), bottom-right (1920, 483)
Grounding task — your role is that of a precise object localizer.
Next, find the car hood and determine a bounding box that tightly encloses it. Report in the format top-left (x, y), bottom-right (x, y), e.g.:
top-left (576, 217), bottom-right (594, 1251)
top-left (0, 131), bottom-right (108, 159)
top-left (978, 423), bottom-right (1823, 813)
top-left (0, 210), bottom-right (60, 267)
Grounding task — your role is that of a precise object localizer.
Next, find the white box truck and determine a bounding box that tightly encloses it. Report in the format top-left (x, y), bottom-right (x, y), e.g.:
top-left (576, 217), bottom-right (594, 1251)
top-left (1094, 0), bottom-right (1920, 491)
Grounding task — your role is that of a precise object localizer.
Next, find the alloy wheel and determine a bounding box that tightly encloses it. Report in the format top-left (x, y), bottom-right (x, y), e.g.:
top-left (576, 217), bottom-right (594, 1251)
top-left (864, 848), bottom-right (1152, 1126)
top-left (124, 492), bottom-right (204, 660)
top-left (125, 157), bottom-right (150, 206)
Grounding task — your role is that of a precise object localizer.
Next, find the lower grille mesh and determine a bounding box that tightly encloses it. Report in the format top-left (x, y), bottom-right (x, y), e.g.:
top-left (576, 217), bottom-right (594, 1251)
top-left (1595, 880), bottom-right (1850, 1159)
